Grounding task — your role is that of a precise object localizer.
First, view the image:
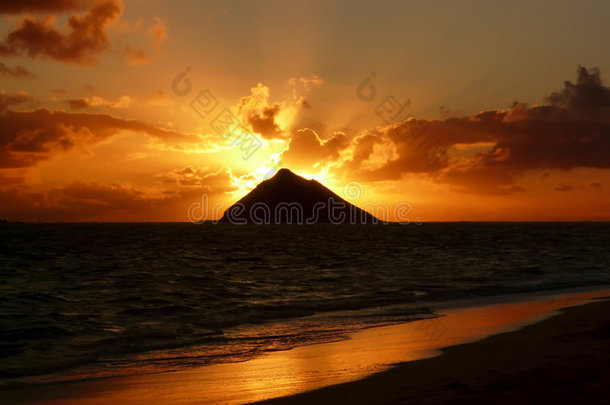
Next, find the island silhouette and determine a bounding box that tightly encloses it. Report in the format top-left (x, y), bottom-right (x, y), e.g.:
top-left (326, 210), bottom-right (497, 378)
top-left (220, 169), bottom-right (378, 224)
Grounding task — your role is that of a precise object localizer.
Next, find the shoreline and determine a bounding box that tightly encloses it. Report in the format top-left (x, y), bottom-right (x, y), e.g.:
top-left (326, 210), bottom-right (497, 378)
top-left (2, 287), bottom-right (609, 404)
top-left (257, 292), bottom-right (610, 405)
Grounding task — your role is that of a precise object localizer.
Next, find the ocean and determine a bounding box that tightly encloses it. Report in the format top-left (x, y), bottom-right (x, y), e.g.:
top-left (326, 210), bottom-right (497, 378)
top-left (1, 222), bottom-right (609, 388)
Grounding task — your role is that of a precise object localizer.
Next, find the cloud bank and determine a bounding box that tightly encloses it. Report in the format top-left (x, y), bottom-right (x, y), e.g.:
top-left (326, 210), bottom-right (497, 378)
top-left (279, 66), bottom-right (610, 194)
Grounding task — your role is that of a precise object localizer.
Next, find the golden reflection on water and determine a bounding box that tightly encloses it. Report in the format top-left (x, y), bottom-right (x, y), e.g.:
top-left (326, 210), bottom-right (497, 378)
top-left (21, 290), bottom-right (607, 405)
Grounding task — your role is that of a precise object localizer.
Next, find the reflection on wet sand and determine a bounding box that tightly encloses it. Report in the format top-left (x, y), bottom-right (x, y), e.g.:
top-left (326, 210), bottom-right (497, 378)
top-left (5, 289), bottom-right (607, 405)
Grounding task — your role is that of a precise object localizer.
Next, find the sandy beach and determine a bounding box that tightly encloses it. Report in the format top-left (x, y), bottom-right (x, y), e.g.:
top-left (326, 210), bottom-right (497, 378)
top-left (1, 288), bottom-right (609, 405)
top-left (259, 293), bottom-right (610, 405)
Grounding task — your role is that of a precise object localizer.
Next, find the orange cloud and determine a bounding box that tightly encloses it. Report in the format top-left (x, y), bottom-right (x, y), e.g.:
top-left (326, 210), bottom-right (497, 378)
top-left (154, 167), bottom-right (234, 192)
top-left (0, 108), bottom-right (206, 168)
top-left (0, 62), bottom-right (36, 79)
top-left (147, 17), bottom-right (167, 46)
top-left (123, 45), bottom-right (151, 65)
top-left (248, 104), bottom-right (282, 139)
top-left (63, 95), bottom-right (132, 110)
top-left (114, 15), bottom-right (167, 64)
top-left (280, 128), bottom-right (349, 172)
top-left (0, 91), bottom-right (34, 112)
top-left (146, 90), bottom-right (171, 106)
top-left (235, 82), bottom-right (313, 139)
top-left (0, 182), bottom-right (170, 221)
top-left (0, 168), bottom-right (236, 221)
top-left (553, 184), bottom-right (573, 192)
top-left (0, 0), bottom-right (123, 65)
top-left (236, 83), bottom-right (284, 139)
top-left (288, 74), bottom-right (324, 92)
top-left (283, 67), bottom-right (610, 195)
top-left (0, 171), bottom-right (23, 185)
top-left (0, 1), bottom-right (167, 66)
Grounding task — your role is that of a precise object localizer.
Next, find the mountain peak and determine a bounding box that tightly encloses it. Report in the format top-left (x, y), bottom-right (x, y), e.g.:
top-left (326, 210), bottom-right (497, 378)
top-left (274, 168), bottom-right (295, 176)
top-left (220, 169), bottom-right (378, 224)
top-left (268, 168), bottom-right (303, 182)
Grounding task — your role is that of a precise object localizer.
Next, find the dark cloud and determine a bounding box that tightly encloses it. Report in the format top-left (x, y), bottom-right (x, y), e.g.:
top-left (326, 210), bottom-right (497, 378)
top-left (340, 133), bottom-right (383, 174)
top-left (62, 95), bottom-right (131, 110)
top-left (0, 62), bottom-right (37, 79)
top-left (0, 172), bottom-right (236, 221)
top-left (64, 98), bottom-right (91, 110)
top-left (546, 66), bottom-right (610, 115)
top-left (0, 182), bottom-right (164, 221)
top-left (154, 167), bottom-right (234, 192)
top-left (0, 171), bottom-right (23, 185)
top-left (331, 66), bottom-right (610, 194)
top-left (553, 184), bottom-right (573, 192)
top-left (281, 129), bottom-right (349, 172)
top-left (123, 45), bottom-right (151, 65)
top-left (0, 91), bottom-right (34, 112)
top-left (236, 84), bottom-right (288, 139)
top-left (438, 162), bottom-right (527, 195)
top-left (0, 108), bottom-right (204, 168)
top-left (0, 0), bottom-right (90, 14)
top-left (247, 104), bottom-right (282, 139)
top-left (0, 0), bottom-right (122, 65)
top-left (296, 97), bottom-right (310, 109)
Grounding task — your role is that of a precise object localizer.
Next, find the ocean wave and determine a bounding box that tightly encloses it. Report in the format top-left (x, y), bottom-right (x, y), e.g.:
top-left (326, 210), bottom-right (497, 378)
top-left (1, 222), bottom-right (609, 386)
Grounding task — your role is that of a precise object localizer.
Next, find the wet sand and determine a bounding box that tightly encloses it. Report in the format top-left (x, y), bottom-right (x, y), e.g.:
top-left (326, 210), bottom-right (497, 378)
top-left (258, 294), bottom-right (610, 405)
top-left (2, 289), bottom-right (609, 405)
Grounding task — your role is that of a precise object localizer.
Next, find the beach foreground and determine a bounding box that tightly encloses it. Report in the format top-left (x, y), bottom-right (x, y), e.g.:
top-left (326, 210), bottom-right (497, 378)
top-left (1, 289), bottom-right (609, 404)
top-left (259, 295), bottom-right (610, 405)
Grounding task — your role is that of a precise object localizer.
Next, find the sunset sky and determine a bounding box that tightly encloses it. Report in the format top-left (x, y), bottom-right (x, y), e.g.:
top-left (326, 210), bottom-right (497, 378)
top-left (1, 0), bottom-right (609, 221)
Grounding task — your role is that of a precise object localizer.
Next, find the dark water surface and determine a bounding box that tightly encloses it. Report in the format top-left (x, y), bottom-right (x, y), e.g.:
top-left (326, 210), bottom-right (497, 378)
top-left (1, 222), bottom-right (609, 387)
